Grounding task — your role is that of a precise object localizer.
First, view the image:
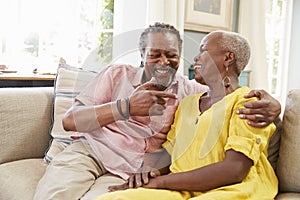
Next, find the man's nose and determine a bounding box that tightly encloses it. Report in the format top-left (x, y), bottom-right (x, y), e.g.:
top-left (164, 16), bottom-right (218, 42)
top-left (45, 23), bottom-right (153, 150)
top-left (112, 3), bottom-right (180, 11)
top-left (159, 55), bottom-right (170, 65)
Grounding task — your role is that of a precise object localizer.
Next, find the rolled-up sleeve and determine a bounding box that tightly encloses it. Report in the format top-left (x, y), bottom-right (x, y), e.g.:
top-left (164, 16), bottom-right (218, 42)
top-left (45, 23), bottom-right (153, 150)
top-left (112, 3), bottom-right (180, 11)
top-left (224, 98), bottom-right (276, 165)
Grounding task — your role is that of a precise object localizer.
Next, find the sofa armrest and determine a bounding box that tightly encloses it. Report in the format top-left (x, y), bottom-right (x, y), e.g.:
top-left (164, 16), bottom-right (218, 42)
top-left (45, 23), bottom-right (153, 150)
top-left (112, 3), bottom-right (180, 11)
top-left (277, 89), bottom-right (300, 193)
top-left (0, 87), bottom-right (54, 164)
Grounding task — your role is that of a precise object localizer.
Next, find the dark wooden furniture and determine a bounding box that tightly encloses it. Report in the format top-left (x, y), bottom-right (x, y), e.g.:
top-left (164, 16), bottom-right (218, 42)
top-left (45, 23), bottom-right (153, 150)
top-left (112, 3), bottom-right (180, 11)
top-left (0, 73), bottom-right (56, 87)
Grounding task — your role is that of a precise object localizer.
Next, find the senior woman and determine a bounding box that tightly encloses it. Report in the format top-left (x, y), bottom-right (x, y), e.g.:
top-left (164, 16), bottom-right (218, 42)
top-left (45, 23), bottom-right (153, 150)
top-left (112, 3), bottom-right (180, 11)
top-left (96, 30), bottom-right (278, 200)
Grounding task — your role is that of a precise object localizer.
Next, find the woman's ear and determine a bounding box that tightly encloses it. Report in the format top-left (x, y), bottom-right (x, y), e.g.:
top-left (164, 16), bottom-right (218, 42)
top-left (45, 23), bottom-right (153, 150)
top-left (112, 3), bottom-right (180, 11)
top-left (224, 52), bottom-right (235, 66)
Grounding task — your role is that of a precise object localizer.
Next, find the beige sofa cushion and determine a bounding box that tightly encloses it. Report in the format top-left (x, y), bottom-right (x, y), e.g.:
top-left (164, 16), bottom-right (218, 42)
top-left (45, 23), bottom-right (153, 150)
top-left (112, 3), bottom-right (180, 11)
top-left (277, 89), bottom-right (300, 192)
top-left (0, 87), bottom-right (53, 164)
top-left (275, 193), bottom-right (300, 199)
top-left (0, 159), bottom-right (47, 200)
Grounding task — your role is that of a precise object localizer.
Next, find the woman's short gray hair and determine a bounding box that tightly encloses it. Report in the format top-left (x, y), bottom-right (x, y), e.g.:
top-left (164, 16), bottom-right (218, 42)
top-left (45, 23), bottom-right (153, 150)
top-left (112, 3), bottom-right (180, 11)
top-left (212, 30), bottom-right (251, 74)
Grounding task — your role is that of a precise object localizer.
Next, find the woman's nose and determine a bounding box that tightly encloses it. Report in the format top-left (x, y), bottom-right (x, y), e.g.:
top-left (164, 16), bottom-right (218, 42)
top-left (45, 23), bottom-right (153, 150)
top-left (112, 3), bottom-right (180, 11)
top-left (194, 55), bottom-right (199, 63)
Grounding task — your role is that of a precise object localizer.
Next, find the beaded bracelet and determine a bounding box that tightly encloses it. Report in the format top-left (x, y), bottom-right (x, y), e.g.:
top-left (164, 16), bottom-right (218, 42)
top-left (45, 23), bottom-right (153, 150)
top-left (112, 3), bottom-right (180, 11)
top-left (116, 98), bottom-right (130, 120)
top-left (124, 97), bottom-right (130, 118)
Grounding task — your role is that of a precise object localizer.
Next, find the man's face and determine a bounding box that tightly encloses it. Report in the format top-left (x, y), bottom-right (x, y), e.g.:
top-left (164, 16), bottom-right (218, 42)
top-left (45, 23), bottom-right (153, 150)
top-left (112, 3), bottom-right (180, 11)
top-left (141, 32), bottom-right (180, 88)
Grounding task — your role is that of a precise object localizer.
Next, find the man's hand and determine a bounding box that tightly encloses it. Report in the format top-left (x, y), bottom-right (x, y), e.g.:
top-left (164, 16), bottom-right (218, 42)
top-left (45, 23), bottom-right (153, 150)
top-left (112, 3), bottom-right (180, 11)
top-left (127, 170), bottom-right (160, 189)
top-left (108, 170), bottom-right (160, 192)
top-left (108, 147), bottom-right (170, 192)
top-left (129, 81), bottom-right (177, 117)
top-left (237, 90), bottom-right (281, 128)
top-left (145, 133), bottom-right (167, 153)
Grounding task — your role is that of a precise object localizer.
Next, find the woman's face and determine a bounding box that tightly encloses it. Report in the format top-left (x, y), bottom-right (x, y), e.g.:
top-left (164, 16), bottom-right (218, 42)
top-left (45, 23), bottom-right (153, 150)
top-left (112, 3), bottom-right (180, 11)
top-left (141, 32), bottom-right (180, 87)
top-left (193, 34), bottom-right (226, 86)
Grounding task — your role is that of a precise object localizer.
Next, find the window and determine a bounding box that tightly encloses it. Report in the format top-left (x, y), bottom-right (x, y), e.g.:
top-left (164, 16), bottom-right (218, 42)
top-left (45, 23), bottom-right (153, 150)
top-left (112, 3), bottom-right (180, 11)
top-left (0, 0), bottom-right (113, 74)
top-left (265, 0), bottom-right (292, 100)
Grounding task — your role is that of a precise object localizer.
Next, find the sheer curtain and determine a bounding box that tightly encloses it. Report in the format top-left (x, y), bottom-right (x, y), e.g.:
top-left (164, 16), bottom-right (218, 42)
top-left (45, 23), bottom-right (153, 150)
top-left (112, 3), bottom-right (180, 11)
top-left (238, 0), bottom-right (269, 90)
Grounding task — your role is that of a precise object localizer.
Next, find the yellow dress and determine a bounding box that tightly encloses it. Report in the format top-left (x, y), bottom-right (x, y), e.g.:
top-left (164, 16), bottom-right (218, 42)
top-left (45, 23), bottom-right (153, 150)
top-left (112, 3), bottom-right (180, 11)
top-left (96, 87), bottom-right (278, 200)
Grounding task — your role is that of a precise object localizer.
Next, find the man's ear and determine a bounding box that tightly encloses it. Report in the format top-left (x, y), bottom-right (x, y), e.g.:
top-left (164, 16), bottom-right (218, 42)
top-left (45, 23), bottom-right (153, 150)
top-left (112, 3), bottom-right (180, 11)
top-left (141, 49), bottom-right (147, 60)
top-left (224, 52), bottom-right (235, 66)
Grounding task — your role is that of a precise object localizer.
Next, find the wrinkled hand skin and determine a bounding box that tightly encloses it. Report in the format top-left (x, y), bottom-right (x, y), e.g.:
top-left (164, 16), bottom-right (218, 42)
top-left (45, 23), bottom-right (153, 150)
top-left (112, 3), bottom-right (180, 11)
top-left (108, 171), bottom-right (160, 192)
top-left (129, 81), bottom-right (177, 117)
top-left (236, 89), bottom-right (281, 128)
top-left (145, 133), bottom-right (167, 153)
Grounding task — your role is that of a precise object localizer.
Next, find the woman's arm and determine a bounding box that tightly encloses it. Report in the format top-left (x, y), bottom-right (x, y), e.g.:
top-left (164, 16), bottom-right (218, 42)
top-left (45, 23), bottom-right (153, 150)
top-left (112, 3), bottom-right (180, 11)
top-left (144, 149), bottom-right (253, 192)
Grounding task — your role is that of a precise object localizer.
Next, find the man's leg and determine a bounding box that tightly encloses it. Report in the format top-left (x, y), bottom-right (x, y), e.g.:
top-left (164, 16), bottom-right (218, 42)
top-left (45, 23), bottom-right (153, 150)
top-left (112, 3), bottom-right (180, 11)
top-left (33, 139), bottom-right (106, 200)
top-left (81, 173), bottom-right (125, 200)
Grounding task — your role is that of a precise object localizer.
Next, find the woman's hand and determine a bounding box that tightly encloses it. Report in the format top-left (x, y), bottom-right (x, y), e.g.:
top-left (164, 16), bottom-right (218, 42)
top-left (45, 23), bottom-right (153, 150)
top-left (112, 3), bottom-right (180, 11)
top-left (237, 90), bottom-right (281, 128)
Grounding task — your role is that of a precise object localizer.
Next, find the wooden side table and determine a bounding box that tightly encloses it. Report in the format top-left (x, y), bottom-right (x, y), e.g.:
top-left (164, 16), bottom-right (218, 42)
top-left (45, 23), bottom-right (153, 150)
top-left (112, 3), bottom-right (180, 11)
top-left (0, 72), bottom-right (56, 87)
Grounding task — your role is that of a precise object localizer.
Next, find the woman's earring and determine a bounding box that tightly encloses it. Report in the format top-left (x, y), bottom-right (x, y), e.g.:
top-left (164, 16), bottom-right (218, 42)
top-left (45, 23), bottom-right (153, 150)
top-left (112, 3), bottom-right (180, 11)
top-left (222, 66), bottom-right (231, 88)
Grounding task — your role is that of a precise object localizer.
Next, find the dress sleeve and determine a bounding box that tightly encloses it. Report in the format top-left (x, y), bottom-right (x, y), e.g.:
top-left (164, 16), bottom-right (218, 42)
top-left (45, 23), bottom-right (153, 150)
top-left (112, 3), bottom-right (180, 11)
top-left (162, 100), bottom-right (183, 154)
top-left (224, 96), bottom-right (276, 165)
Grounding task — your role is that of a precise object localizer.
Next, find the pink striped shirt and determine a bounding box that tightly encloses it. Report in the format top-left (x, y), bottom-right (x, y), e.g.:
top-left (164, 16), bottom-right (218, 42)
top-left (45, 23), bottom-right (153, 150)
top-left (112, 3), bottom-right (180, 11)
top-left (75, 64), bottom-right (207, 179)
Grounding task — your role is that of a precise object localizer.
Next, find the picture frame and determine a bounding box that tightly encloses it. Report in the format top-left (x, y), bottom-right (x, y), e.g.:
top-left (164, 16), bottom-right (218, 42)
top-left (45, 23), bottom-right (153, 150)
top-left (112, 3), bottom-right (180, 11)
top-left (184, 0), bottom-right (234, 32)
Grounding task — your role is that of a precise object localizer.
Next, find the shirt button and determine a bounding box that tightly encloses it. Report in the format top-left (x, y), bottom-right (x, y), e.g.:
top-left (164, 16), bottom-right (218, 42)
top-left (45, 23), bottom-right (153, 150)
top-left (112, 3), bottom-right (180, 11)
top-left (256, 138), bottom-right (261, 144)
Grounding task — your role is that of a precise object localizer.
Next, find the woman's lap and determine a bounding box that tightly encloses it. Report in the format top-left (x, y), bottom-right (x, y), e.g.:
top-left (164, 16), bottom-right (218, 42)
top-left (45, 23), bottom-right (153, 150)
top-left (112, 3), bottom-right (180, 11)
top-left (95, 187), bottom-right (188, 200)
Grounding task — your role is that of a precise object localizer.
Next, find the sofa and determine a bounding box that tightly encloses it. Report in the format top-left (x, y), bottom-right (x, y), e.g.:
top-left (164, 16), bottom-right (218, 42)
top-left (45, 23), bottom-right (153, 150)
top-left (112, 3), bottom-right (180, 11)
top-left (0, 85), bottom-right (300, 199)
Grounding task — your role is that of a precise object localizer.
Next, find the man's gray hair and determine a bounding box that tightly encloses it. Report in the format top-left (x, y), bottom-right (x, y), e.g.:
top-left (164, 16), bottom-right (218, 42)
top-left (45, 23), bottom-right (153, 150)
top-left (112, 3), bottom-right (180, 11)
top-left (139, 22), bottom-right (183, 55)
top-left (212, 30), bottom-right (251, 74)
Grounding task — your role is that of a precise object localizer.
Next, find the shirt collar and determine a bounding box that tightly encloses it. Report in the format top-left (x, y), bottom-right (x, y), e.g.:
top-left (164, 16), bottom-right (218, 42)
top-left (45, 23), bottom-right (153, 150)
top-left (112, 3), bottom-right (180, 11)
top-left (132, 67), bottom-right (144, 88)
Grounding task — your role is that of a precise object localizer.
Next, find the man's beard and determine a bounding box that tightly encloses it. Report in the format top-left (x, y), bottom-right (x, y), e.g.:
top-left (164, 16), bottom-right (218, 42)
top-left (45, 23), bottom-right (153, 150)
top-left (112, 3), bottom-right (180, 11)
top-left (152, 64), bottom-right (176, 90)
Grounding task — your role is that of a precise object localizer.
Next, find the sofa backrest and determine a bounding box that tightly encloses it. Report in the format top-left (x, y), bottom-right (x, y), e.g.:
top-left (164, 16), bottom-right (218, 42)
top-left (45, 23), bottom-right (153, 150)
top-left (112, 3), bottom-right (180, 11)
top-left (276, 89), bottom-right (300, 193)
top-left (268, 117), bottom-right (282, 171)
top-left (0, 87), bottom-right (54, 164)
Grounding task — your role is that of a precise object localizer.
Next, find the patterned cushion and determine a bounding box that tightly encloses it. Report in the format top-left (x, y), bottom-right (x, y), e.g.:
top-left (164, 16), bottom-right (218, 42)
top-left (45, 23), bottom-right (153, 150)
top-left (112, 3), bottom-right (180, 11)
top-left (45, 59), bottom-right (97, 161)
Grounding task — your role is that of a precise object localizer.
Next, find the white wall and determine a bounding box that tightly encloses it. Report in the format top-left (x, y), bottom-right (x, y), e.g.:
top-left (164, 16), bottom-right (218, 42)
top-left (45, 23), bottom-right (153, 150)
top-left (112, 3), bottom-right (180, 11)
top-left (287, 0), bottom-right (300, 91)
top-left (111, 0), bottom-right (299, 93)
top-left (112, 0), bottom-right (148, 66)
top-left (112, 0), bottom-right (185, 75)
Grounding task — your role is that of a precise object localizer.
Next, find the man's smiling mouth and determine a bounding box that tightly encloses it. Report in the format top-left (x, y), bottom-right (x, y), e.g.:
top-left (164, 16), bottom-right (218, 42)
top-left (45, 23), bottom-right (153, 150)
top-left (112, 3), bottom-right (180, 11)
top-left (155, 67), bottom-right (171, 74)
